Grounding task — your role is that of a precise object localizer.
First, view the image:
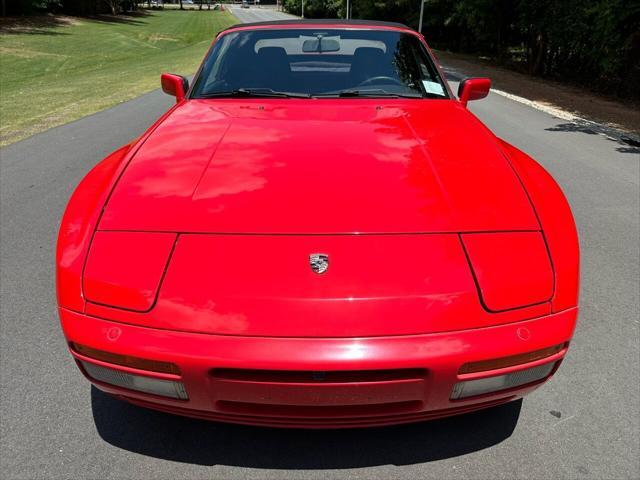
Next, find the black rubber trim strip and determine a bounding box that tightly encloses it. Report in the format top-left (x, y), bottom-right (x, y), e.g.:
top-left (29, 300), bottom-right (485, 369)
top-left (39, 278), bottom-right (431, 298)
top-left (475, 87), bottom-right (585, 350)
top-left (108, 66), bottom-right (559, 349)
top-left (221, 19), bottom-right (410, 32)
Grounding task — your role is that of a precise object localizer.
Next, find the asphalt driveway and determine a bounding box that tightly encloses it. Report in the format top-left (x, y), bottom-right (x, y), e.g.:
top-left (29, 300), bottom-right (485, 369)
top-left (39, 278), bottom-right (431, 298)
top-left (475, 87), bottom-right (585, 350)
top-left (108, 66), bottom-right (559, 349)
top-left (1, 8), bottom-right (639, 480)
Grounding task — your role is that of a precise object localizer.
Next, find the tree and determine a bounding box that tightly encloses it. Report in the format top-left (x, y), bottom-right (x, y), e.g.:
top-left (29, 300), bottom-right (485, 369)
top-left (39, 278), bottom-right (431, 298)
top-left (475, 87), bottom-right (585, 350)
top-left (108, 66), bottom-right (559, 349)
top-left (2, 0), bottom-right (37, 15)
top-left (4, 0), bottom-right (637, 99)
top-left (103, 0), bottom-right (121, 14)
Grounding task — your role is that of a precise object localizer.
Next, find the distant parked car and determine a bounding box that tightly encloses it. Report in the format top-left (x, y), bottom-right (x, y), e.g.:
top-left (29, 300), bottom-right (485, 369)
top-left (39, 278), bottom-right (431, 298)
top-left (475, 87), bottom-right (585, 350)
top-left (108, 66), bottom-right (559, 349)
top-left (241, 1), bottom-right (250, 8)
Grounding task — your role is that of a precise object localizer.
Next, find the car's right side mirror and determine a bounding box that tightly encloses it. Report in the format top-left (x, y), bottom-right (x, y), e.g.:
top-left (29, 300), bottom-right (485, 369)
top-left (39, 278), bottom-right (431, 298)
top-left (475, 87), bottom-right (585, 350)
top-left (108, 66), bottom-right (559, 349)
top-left (458, 77), bottom-right (491, 108)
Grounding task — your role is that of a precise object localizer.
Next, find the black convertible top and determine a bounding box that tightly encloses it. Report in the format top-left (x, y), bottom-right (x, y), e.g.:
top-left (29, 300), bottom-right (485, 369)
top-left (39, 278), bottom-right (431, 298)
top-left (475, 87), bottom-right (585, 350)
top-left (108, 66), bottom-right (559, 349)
top-left (222, 19), bottom-right (412, 32)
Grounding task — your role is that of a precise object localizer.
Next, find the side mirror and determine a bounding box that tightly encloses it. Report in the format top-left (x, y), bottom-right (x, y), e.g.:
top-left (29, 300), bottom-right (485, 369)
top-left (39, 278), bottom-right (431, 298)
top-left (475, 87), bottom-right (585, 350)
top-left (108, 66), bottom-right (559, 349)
top-left (457, 77), bottom-right (491, 108)
top-left (161, 73), bottom-right (189, 103)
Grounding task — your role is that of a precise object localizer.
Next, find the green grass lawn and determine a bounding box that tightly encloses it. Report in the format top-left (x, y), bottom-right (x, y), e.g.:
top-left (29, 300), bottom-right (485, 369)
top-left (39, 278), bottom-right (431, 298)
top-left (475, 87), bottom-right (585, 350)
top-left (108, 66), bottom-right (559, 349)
top-left (0, 10), bottom-right (237, 146)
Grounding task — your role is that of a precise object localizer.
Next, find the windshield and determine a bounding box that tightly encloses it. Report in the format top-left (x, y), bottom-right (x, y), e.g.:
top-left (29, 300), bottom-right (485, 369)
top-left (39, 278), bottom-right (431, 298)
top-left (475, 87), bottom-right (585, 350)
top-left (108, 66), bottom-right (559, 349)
top-left (191, 28), bottom-right (450, 99)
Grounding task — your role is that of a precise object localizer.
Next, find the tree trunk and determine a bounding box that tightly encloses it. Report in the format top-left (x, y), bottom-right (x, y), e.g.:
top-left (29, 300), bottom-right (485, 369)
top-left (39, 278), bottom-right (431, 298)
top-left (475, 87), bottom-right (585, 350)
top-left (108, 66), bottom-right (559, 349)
top-left (179, 0), bottom-right (184, 10)
top-left (530, 33), bottom-right (546, 75)
top-left (103, 0), bottom-right (118, 15)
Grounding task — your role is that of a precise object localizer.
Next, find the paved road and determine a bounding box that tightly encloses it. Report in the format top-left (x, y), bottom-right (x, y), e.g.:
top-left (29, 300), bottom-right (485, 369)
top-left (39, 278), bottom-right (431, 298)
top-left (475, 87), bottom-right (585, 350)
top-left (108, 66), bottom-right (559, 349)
top-left (1, 8), bottom-right (639, 480)
top-left (229, 5), bottom-right (298, 23)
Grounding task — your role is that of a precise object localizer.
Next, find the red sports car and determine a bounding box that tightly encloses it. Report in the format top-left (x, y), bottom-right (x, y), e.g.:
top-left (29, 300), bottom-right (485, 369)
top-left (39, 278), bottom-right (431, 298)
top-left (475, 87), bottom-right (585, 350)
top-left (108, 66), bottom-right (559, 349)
top-left (57, 20), bottom-right (579, 428)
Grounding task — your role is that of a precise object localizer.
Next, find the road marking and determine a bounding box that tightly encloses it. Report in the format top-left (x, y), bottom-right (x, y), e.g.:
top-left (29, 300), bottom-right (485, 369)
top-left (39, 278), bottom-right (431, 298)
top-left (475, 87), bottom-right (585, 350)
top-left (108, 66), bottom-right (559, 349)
top-left (490, 88), bottom-right (581, 123)
top-left (491, 88), bottom-right (639, 144)
top-left (445, 66), bottom-right (639, 144)
top-left (444, 66), bottom-right (582, 122)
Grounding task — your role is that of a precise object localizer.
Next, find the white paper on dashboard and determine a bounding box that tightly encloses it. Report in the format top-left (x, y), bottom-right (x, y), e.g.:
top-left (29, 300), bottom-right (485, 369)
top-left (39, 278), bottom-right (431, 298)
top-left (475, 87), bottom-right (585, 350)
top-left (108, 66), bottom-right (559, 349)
top-left (422, 81), bottom-right (445, 96)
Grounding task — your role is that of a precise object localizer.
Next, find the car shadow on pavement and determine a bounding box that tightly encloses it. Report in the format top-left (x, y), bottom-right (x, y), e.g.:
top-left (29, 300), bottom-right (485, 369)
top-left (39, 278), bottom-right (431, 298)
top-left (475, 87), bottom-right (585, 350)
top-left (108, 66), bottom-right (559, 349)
top-left (545, 121), bottom-right (640, 154)
top-left (91, 387), bottom-right (522, 468)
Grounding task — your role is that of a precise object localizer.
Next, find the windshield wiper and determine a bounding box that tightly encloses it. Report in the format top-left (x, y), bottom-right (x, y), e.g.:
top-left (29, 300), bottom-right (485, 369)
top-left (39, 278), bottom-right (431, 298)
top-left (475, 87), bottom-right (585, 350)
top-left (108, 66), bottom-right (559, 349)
top-left (315, 89), bottom-right (423, 99)
top-left (198, 88), bottom-right (311, 99)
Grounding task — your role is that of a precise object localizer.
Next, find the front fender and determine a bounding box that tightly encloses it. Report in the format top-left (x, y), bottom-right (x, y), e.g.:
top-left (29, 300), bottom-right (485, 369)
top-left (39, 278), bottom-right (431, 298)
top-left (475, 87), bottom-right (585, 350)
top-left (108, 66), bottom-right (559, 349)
top-left (499, 140), bottom-right (580, 312)
top-left (56, 145), bottom-right (132, 312)
top-left (56, 102), bottom-right (181, 312)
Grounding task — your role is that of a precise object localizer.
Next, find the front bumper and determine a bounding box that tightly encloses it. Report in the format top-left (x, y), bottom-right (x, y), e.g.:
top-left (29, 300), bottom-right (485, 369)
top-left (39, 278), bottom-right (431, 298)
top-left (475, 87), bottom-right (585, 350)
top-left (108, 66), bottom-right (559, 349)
top-left (60, 307), bottom-right (577, 428)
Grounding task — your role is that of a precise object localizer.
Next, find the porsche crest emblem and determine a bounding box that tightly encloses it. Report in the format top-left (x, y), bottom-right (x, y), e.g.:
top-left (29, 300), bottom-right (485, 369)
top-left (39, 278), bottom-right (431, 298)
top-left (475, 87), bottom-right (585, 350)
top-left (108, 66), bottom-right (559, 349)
top-left (309, 253), bottom-right (329, 274)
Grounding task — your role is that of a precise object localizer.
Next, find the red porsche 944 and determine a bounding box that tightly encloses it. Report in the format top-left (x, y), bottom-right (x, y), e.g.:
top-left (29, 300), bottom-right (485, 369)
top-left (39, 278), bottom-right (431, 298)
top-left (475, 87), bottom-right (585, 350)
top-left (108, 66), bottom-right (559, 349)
top-left (57, 20), bottom-right (579, 428)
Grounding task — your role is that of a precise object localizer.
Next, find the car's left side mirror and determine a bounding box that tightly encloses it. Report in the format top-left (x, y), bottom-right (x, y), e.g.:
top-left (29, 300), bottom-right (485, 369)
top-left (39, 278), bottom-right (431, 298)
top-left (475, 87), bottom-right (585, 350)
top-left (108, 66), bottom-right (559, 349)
top-left (457, 77), bottom-right (491, 108)
top-left (161, 73), bottom-right (189, 103)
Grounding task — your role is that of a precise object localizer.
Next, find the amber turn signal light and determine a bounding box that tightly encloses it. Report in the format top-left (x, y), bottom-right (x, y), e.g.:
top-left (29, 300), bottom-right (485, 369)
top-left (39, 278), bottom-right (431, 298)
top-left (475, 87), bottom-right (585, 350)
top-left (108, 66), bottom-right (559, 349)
top-left (71, 343), bottom-right (181, 375)
top-left (459, 343), bottom-right (565, 374)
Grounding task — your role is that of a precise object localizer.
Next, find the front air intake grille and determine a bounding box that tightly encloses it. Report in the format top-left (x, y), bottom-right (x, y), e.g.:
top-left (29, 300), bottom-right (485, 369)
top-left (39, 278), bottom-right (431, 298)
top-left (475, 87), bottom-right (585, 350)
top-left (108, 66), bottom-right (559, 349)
top-left (210, 368), bottom-right (427, 383)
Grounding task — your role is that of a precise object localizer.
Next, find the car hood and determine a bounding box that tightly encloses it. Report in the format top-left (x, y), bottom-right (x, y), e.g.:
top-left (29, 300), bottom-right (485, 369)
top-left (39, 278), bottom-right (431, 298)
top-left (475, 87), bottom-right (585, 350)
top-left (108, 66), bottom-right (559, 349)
top-left (99, 99), bottom-right (538, 233)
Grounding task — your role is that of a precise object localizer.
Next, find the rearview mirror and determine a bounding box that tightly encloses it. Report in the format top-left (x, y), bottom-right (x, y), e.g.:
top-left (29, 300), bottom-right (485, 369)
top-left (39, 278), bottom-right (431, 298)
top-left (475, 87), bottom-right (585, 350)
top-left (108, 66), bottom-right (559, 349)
top-left (302, 38), bottom-right (340, 53)
top-left (161, 73), bottom-right (189, 103)
top-left (457, 77), bottom-right (491, 108)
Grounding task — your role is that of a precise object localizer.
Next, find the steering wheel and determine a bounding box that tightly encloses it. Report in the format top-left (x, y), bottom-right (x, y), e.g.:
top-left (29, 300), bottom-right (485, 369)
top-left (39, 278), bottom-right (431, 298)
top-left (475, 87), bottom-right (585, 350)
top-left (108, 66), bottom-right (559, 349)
top-left (358, 76), bottom-right (404, 87)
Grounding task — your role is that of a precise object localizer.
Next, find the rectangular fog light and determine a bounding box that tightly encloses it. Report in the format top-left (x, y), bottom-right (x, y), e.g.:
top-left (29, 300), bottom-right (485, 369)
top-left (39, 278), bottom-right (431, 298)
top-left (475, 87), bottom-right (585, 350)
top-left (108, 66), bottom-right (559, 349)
top-left (81, 361), bottom-right (188, 400)
top-left (451, 361), bottom-right (555, 399)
